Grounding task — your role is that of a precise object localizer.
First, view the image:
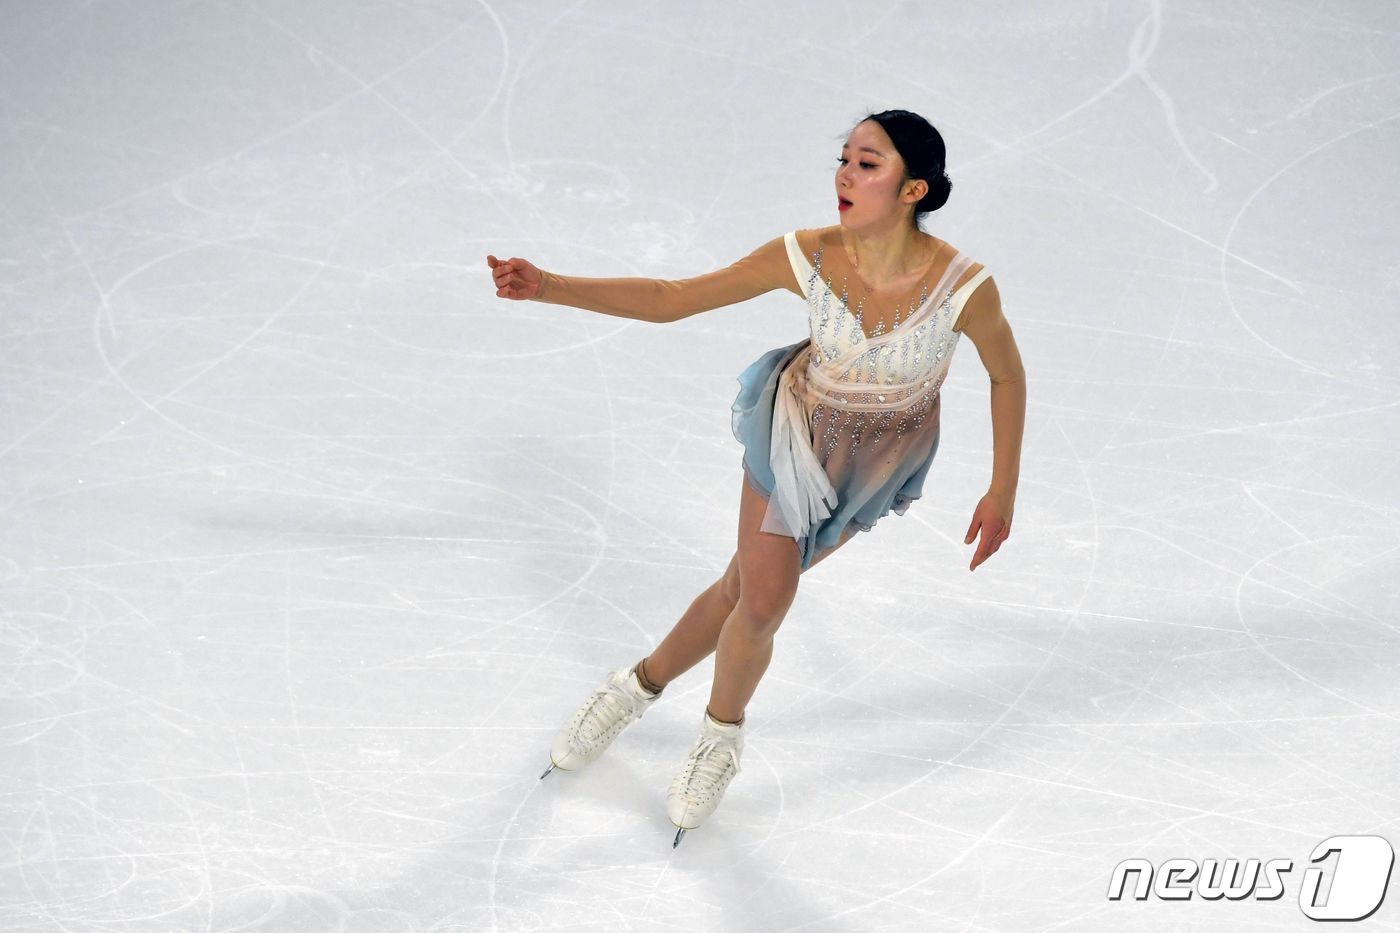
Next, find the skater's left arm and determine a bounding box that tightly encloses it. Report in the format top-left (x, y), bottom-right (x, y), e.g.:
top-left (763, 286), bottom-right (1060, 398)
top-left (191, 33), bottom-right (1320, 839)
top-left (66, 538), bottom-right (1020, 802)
top-left (955, 276), bottom-right (1025, 571)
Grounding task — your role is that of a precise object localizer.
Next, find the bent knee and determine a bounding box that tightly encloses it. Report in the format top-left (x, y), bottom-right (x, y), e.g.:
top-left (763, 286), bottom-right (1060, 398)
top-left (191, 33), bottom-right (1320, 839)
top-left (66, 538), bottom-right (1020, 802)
top-left (735, 587), bottom-right (795, 630)
top-left (719, 556), bottom-right (742, 604)
top-left (721, 561), bottom-right (793, 628)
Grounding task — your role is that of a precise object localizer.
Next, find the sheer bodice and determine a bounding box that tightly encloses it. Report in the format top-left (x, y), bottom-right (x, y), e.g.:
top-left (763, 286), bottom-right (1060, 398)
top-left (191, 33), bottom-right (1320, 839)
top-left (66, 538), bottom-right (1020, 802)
top-left (786, 228), bottom-right (990, 407)
top-left (739, 230), bottom-right (992, 561)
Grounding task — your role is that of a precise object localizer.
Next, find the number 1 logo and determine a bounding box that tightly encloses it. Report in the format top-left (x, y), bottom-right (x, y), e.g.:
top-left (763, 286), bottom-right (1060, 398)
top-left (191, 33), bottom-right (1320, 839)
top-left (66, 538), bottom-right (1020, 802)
top-left (1298, 835), bottom-right (1394, 921)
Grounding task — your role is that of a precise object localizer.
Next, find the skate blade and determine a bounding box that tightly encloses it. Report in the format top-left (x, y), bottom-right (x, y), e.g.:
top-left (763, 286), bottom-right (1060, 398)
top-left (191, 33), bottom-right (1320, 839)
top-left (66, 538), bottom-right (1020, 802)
top-left (673, 826), bottom-right (687, 848)
top-left (539, 760), bottom-right (558, 780)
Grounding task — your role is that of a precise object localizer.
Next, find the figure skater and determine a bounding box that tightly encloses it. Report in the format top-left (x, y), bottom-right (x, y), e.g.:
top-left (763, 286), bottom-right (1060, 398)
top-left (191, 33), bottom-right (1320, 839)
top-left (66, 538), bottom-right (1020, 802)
top-left (487, 109), bottom-right (1026, 847)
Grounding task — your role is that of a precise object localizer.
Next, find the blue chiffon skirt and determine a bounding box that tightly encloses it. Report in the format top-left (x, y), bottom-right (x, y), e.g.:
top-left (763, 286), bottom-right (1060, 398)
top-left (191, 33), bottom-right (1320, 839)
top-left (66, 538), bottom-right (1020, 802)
top-left (730, 338), bottom-right (942, 572)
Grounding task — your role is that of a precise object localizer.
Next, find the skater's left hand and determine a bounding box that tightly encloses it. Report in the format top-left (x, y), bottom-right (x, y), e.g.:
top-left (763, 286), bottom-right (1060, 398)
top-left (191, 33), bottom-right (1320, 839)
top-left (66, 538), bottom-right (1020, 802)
top-left (965, 490), bottom-right (1013, 572)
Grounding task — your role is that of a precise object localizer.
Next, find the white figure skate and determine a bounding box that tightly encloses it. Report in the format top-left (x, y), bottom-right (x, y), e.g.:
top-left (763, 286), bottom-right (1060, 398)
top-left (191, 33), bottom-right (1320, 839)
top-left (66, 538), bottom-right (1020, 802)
top-left (666, 708), bottom-right (744, 847)
top-left (539, 665), bottom-right (661, 779)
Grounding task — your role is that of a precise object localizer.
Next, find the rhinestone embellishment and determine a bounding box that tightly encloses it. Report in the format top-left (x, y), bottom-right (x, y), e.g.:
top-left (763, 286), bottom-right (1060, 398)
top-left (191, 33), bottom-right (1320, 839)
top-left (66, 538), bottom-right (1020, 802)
top-left (794, 232), bottom-right (973, 488)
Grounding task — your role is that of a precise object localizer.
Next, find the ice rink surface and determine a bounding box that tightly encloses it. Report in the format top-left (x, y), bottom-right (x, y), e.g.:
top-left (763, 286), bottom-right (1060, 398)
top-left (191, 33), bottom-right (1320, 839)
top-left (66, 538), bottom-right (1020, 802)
top-left (2, 1), bottom-right (1398, 929)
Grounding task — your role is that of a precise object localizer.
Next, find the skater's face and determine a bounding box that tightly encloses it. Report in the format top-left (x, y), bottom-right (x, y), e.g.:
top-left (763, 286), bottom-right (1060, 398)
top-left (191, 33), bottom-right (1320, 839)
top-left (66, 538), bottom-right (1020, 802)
top-left (835, 120), bottom-right (927, 228)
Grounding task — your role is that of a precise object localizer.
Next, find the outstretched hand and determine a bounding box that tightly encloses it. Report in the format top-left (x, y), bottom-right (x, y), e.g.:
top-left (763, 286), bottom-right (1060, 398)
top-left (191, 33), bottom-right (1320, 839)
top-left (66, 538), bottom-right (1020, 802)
top-left (965, 490), bottom-right (1013, 571)
top-left (487, 254), bottom-right (544, 301)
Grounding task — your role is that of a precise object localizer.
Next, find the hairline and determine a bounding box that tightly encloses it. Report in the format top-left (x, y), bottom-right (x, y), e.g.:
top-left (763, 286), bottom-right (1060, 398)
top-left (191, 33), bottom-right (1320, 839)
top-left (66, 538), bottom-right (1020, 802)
top-left (840, 143), bottom-right (887, 158)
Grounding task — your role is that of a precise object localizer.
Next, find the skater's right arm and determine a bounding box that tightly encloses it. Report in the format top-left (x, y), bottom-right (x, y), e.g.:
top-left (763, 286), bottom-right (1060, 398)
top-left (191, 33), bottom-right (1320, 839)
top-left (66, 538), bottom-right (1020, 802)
top-left (487, 235), bottom-right (793, 324)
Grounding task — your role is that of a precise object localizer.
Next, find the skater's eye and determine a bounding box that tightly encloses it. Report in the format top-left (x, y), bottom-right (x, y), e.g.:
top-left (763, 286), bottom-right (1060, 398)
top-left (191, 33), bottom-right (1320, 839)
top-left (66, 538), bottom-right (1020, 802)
top-left (835, 157), bottom-right (876, 169)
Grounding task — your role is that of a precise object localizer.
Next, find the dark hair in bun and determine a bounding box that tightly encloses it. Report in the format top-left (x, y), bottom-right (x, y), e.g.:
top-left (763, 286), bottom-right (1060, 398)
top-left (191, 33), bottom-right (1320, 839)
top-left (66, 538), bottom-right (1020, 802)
top-left (855, 109), bottom-right (953, 229)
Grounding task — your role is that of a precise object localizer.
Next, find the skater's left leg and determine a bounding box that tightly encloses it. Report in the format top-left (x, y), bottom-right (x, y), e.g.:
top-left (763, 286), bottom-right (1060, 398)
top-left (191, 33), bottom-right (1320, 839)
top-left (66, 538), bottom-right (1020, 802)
top-left (667, 484), bottom-right (858, 843)
top-left (706, 479), bottom-right (855, 725)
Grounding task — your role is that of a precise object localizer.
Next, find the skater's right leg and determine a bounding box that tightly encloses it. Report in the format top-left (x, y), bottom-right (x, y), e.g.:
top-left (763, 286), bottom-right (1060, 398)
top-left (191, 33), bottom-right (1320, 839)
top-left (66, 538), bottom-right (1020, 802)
top-left (637, 553), bottom-right (741, 692)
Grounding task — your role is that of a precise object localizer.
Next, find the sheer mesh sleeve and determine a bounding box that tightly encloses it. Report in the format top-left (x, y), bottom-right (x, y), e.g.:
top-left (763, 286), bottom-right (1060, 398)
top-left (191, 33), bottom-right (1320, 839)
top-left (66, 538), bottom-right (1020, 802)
top-left (534, 234), bottom-right (794, 323)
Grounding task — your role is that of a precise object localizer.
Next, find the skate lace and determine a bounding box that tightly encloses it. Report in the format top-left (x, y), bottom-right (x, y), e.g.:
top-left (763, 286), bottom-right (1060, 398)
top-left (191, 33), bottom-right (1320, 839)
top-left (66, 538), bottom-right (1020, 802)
top-left (571, 676), bottom-right (636, 744)
top-left (679, 735), bottom-right (741, 799)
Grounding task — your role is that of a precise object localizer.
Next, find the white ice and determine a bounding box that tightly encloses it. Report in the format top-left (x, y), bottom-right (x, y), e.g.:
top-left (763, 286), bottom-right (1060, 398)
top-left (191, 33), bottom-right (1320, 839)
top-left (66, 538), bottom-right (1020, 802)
top-left (2, 1), bottom-right (1398, 930)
